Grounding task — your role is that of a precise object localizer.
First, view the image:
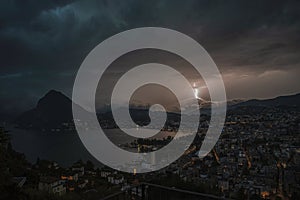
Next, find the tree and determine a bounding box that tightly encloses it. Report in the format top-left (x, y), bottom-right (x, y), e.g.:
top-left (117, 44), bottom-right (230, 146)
top-left (0, 127), bottom-right (10, 147)
top-left (86, 160), bottom-right (94, 171)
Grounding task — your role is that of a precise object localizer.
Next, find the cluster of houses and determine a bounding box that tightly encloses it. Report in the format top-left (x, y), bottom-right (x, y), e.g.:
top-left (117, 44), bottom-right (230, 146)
top-left (37, 161), bottom-right (126, 196)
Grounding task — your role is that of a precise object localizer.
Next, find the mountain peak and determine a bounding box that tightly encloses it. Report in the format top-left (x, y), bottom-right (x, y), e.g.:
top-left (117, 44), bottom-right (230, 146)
top-left (37, 90), bottom-right (71, 109)
top-left (43, 89), bottom-right (66, 99)
top-left (16, 90), bottom-right (74, 130)
top-left (46, 89), bottom-right (62, 95)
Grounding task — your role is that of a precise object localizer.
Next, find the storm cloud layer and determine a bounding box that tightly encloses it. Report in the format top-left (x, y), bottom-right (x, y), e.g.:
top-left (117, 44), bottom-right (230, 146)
top-left (1, 0), bottom-right (300, 114)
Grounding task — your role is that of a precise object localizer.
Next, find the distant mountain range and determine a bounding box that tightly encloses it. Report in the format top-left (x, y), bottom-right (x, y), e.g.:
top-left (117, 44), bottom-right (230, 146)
top-left (14, 90), bottom-right (300, 130)
top-left (232, 93), bottom-right (300, 108)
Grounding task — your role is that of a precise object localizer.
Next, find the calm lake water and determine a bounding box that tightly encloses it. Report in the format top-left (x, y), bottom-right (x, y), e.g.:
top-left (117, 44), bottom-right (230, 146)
top-left (8, 127), bottom-right (101, 167)
top-left (7, 125), bottom-right (176, 167)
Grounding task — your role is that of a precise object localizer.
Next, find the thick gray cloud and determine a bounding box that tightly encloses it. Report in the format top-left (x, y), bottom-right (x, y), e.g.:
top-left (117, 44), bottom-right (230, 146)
top-left (0, 0), bottom-right (300, 114)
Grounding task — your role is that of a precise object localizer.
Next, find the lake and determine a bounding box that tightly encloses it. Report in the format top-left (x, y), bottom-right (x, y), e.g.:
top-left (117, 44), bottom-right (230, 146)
top-left (7, 125), bottom-right (176, 167)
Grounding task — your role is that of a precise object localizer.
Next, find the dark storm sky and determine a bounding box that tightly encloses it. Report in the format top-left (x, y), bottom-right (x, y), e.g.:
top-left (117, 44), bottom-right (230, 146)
top-left (1, 0), bottom-right (300, 114)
